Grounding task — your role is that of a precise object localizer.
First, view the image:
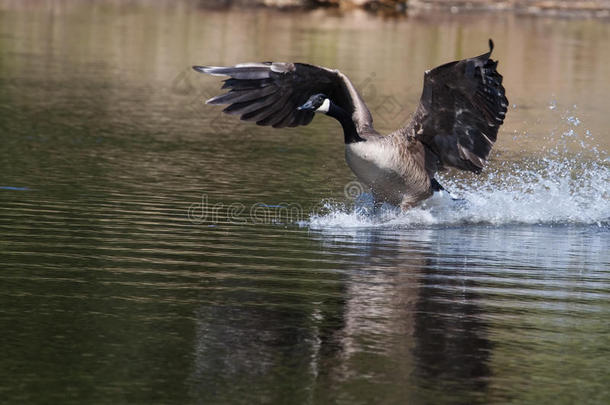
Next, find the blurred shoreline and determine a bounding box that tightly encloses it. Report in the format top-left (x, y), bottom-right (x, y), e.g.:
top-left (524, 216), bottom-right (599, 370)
top-left (1, 0), bottom-right (610, 18)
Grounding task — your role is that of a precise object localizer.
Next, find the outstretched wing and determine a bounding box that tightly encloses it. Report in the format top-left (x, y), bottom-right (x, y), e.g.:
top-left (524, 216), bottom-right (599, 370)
top-left (193, 62), bottom-right (373, 129)
top-left (410, 39), bottom-right (508, 173)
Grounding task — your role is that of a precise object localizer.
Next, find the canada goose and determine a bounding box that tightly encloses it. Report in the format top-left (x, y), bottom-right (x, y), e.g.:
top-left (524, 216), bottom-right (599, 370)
top-left (193, 39), bottom-right (508, 210)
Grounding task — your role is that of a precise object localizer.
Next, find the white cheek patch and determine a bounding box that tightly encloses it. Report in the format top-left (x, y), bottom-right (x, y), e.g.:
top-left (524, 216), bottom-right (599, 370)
top-left (315, 98), bottom-right (330, 113)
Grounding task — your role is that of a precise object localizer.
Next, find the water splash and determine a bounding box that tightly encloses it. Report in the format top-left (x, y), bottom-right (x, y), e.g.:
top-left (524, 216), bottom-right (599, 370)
top-left (308, 112), bottom-right (609, 229)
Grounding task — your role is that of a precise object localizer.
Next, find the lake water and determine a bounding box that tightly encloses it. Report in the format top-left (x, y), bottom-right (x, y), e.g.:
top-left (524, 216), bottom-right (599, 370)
top-left (1, 2), bottom-right (609, 404)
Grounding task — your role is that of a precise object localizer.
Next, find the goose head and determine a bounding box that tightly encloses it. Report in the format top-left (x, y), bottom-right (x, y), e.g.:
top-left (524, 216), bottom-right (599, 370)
top-left (297, 94), bottom-right (330, 114)
top-left (297, 93), bottom-right (362, 144)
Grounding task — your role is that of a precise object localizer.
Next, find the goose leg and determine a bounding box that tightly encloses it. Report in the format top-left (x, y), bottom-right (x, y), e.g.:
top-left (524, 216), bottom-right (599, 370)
top-left (433, 178), bottom-right (468, 205)
top-left (431, 178), bottom-right (445, 192)
top-left (373, 198), bottom-right (384, 214)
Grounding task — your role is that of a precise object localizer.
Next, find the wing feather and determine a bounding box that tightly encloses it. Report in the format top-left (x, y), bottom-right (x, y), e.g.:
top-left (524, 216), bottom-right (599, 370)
top-left (222, 93), bottom-right (279, 116)
top-left (193, 62), bottom-right (372, 130)
top-left (409, 39), bottom-right (508, 173)
top-left (206, 86), bottom-right (278, 105)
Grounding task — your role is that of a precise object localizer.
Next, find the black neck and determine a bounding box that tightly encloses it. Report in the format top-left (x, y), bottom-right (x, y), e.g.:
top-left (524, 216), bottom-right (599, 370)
top-left (326, 102), bottom-right (365, 144)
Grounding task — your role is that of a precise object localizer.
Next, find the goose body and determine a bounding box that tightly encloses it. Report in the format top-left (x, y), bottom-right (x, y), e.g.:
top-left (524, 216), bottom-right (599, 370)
top-left (345, 136), bottom-right (429, 207)
top-left (194, 40), bottom-right (508, 210)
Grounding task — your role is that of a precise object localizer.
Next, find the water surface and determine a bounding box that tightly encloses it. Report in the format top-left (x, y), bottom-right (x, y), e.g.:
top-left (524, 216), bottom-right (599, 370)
top-left (1, 2), bottom-right (609, 404)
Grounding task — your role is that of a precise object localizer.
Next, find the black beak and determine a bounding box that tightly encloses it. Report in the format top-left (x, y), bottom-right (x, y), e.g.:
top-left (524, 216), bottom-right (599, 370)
top-left (297, 100), bottom-right (315, 111)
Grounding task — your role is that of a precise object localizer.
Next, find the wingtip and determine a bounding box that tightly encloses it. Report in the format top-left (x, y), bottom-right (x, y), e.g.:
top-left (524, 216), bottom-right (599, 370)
top-left (488, 38), bottom-right (494, 54)
top-left (205, 94), bottom-right (224, 105)
top-left (193, 65), bottom-right (229, 76)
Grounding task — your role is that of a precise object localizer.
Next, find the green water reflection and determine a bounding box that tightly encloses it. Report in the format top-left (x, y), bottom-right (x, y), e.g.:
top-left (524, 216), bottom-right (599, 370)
top-left (1, 2), bottom-right (609, 404)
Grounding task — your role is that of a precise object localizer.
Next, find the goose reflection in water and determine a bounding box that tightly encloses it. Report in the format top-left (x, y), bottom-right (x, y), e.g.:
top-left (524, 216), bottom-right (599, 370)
top-left (188, 228), bottom-right (493, 404)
